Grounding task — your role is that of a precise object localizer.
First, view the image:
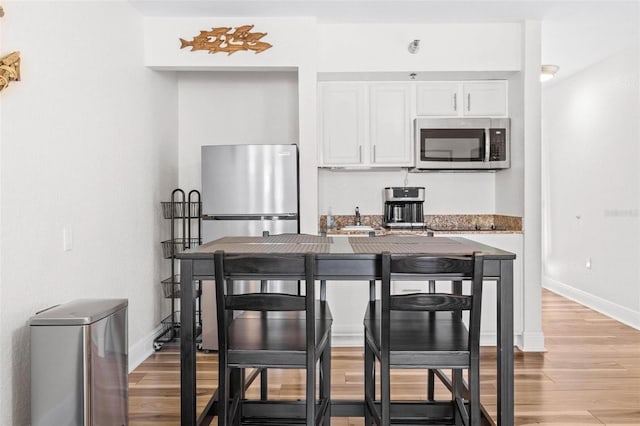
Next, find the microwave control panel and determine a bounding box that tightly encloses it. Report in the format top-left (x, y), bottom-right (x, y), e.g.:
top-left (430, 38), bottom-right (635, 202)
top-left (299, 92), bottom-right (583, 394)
top-left (489, 128), bottom-right (507, 161)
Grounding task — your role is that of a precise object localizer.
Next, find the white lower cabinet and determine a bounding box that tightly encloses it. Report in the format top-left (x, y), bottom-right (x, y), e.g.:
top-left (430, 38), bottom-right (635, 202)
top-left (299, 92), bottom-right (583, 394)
top-left (439, 234), bottom-right (524, 347)
top-left (327, 234), bottom-right (523, 348)
top-left (318, 82), bottom-right (413, 167)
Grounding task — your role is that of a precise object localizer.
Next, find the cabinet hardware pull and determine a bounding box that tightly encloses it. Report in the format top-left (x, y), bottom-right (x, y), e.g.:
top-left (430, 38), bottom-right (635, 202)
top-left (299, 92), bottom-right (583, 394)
top-left (373, 145), bottom-right (376, 162)
top-left (453, 93), bottom-right (457, 111)
top-left (467, 93), bottom-right (471, 111)
top-left (359, 145), bottom-right (362, 163)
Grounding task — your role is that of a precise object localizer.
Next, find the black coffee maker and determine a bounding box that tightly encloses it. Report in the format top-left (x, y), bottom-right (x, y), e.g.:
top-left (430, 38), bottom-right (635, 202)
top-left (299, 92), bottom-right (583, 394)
top-left (383, 187), bottom-right (425, 229)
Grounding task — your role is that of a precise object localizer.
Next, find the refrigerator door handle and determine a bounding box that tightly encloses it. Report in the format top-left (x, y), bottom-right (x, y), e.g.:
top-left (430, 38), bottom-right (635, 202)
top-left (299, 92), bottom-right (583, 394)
top-left (202, 214), bottom-right (298, 221)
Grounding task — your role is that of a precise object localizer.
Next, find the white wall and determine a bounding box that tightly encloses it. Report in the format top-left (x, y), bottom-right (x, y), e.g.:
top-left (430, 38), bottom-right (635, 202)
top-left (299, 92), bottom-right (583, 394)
top-left (519, 21), bottom-right (544, 350)
top-left (542, 44), bottom-right (640, 328)
top-left (177, 71), bottom-right (299, 192)
top-left (0, 2), bottom-right (178, 424)
top-left (0, 34), bottom-right (4, 426)
top-left (319, 169), bottom-right (495, 217)
top-left (318, 23), bottom-right (521, 72)
top-left (494, 72), bottom-right (524, 216)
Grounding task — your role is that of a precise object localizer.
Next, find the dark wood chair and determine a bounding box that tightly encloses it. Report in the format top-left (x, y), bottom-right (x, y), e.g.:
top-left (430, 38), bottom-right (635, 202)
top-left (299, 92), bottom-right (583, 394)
top-left (214, 251), bottom-right (332, 426)
top-left (363, 251), bottom-right (484, 426)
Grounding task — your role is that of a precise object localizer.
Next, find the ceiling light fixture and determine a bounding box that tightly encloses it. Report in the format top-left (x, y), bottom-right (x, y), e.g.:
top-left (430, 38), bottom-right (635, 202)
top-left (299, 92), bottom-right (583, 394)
top-left (408, 40), bottom-right (420, 54)
top-left (540, 64), bottom-right (559, 82)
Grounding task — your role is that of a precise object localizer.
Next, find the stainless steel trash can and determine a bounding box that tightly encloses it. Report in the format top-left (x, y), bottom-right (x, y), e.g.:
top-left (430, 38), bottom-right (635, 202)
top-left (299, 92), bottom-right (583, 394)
top-left (30, 299), bottom-right (128, 426)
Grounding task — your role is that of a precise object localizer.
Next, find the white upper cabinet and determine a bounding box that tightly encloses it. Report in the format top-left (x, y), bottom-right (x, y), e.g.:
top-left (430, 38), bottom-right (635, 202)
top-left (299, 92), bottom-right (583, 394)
top-left (369, 84), bottom-right (412, 166)
top-left (416, 82), bottom-right (460, 116)
top-left (319, 82), bottom-right (413, 167)
top-left (463, 81), bottom-right (508, 116)
top-left (319, 83), bottom-right (367, 165)
top-left (416, 81), bottom-right (508, 117)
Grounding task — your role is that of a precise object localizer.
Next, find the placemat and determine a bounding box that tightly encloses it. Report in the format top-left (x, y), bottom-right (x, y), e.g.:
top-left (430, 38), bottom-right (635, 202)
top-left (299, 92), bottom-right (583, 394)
top-left (349, 241), bottom-right (473, 255)
top-left (216, 235), bottom-right (333, 244)
top-left (206, 243), bottom-right (331, 254)
top-left (349, 236), bottom-right (459, 244)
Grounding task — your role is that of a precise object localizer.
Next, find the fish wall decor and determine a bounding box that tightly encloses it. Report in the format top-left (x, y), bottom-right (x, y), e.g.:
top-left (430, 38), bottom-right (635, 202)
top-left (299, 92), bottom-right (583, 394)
top-left (179, 25), bottom-right (272, 55)
top-left (0, 6), bottom-right (21, 94)
top-left (0, 51), bottom-right (20, 92)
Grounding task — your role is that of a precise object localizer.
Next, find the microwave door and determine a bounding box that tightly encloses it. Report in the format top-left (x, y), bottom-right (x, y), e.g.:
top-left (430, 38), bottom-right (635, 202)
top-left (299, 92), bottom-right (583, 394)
top-left (414, 117), bottom-right (509, 170)
top-left (420, 128), bottom-right (486, 163)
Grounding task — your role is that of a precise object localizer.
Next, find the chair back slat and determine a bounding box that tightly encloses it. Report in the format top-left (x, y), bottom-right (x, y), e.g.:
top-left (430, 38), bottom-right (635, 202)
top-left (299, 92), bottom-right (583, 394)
top-left (226, 293), bottom-right (305, 311)
top-left (390, 256), bottom-right (474, 275)
top-left (389, 293), bottom-right (472, 311)
top-left (223, 254), bottom-right (307, 279)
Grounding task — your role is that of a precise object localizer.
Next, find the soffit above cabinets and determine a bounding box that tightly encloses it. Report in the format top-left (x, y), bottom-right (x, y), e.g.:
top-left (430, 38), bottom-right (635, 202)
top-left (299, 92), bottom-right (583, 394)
top-left (317, 71), bottom-right (518, 82)
top-left (135, 1), bottom-right (637, 81)
top-left (129, 1), bottom-right (624, 24)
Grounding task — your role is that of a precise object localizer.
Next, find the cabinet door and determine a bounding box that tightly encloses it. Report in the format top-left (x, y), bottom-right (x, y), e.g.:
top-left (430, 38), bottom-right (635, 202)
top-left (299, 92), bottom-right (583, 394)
top-left (369, 84), bottom-right (413, 166)
top-left (416, 82), bottom-right (460, 116)
top-left (463, 81), bottom-right (507, 116)
top-left (319, 83), bottom-right (366, 165)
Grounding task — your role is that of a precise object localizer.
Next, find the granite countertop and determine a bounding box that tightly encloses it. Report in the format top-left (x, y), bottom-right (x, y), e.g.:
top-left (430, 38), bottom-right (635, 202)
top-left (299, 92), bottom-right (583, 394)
top-left (326, 228), bottom-right (520, 235)
top-left (320, 214), bottom-right (522, 235)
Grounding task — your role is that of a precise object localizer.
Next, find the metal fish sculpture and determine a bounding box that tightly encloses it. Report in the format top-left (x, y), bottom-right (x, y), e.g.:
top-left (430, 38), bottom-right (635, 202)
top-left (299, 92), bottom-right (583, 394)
top-left (179, 25), bottom-right (272, 55)
top-left (0, 51), bottom-right (20, 93)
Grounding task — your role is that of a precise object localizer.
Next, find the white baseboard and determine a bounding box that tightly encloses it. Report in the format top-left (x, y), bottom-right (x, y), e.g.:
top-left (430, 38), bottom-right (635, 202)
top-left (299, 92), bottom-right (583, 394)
top-left (544, 276), bottom-right (640, 330)
top-left (480, 333), bottom-right (496, 347)
top-left (479, 333), bottom-right (529, 349)
top-left (128, 324), bottom-right (163, 373)
top-left (518, 331), bottom-right (546, 352)
top-left (333, 334), bottom-right (363, 347)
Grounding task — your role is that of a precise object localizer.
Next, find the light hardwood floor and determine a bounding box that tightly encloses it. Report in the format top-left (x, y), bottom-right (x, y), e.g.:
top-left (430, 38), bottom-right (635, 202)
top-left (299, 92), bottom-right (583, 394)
top-left (129, 290), bottom-right (640, 425)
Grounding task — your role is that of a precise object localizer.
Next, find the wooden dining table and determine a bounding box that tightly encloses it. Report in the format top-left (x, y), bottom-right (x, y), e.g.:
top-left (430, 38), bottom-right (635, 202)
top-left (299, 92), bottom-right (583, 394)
top-left (177, 234), bottom-right (516, 425)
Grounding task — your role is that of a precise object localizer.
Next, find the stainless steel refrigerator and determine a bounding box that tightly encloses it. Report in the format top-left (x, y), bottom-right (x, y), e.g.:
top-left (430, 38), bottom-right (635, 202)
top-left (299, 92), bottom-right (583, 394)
top-left (200, 144), bottom-right (300, 350)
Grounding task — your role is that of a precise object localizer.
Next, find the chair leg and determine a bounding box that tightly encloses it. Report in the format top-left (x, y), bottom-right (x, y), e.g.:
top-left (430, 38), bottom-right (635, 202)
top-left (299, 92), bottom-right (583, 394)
top-left (306, 353), bottom-right (316, 426)
top-left (218, 352), bottom-right (229, 426)
top-left (469, 357), bottom-right (481, 426)
top-left (230, 367), bottom-right (242, 426)
top-left (364, 341), bottom-right (374, 425)
top-left (320, 334), bottom-right (332, 425)
top-left (452, 368), bottom-right (463, 426)
top-left (381, 357), bottom-right (391, 426)
top-left (369, 280), bottom-right (376, 301)
top-left (427, 278), bottom-right (436, 402)
top-left (427, 369), bottom-right (435, 400)
top-left (260, 369), bottom-right (268, 400)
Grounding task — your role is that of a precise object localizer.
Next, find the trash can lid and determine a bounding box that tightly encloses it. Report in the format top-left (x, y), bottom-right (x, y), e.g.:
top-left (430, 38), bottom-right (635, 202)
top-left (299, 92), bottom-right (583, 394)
top-left (29, 299), bottom-right (128, 326)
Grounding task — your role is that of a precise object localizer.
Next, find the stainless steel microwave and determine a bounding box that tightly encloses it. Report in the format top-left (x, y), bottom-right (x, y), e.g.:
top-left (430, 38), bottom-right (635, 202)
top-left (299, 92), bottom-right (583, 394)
top-left (414, 117), bottom-right (510, 170)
